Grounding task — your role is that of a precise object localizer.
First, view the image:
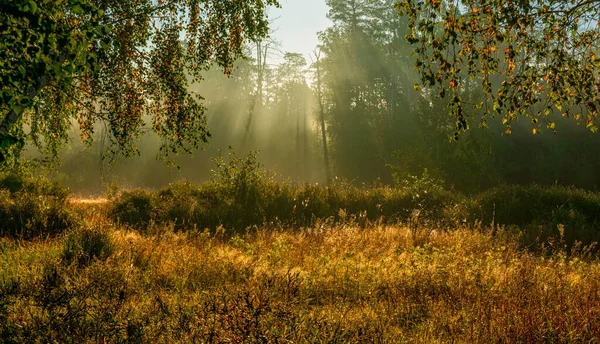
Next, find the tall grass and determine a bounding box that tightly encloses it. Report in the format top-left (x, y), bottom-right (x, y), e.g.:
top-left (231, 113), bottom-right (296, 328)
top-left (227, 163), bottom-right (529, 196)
top-left (2, 159), bottom-right (600, 341)
top-left (1, 212), bottom-right (599, 342)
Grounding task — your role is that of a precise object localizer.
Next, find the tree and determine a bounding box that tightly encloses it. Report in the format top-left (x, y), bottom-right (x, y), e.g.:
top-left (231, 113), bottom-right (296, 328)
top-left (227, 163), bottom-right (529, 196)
top-left (275, 52), bottom-right (310, 175)
top-left (311, 49), bottom-right (332, 184)
top-left (319, 0), bottom-right (418, 181)
top-left (242, 36), bottom-right (280, 148)
top-left (397, 0), bottom-right (600, 137)
top-left (0, 0), bottom-right (279, 164)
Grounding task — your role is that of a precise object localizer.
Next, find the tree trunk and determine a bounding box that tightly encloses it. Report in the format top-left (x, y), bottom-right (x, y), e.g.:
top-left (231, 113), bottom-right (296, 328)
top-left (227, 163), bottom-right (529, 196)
top-left (242, 41), bottom-right (268, 150)
top-left (314, 51), bottom-right (331, 185)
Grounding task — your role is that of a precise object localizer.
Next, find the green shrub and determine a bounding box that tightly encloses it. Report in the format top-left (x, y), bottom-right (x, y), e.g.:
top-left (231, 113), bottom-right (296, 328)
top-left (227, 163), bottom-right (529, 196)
top-left (467, 184), bottom-right (600, 248)
top-left (108, 189), bottom-right (154, 227)
top-left (469, 185), bottom-right (599, 225)
top-left (0, 173), bottom-right (69, 199)
top-left (153, 180), bottom-right (202, 229)
top-left (207, 148), bottom-right (276, 229)
top-left (107, 163), bottom-right (461, 234)
top-left (0, 174), bottom-right (79, 239)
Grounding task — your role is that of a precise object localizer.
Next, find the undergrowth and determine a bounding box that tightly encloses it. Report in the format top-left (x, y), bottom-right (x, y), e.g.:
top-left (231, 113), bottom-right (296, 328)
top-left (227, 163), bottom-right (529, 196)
top-left (0, 173), bottom-right (79, 239)
top-left (2, 154), bottom-right (600, 342)
top-left (109, 150), bottom-right (460, 233)
top-left (1, 216), bottom-right (599, 343)
top-left (108, 151), bottom-right (600, 250)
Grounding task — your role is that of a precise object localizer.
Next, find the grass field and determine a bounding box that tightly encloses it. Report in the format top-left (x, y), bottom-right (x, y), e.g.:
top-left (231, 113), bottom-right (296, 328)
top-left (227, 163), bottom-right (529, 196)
top-left (1, 198), bottom-right (600, 343)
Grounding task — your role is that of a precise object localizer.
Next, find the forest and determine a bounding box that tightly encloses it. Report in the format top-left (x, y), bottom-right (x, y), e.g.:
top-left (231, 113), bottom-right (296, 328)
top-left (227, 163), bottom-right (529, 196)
top-left (2, 0), bottom-right (600, 342)
top-left (47, 0), bottom-right (600, 193)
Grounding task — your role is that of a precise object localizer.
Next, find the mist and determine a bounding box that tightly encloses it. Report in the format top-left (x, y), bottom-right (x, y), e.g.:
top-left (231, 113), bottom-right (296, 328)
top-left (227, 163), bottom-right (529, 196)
top-left (43, 0), bottom-right (600, 195)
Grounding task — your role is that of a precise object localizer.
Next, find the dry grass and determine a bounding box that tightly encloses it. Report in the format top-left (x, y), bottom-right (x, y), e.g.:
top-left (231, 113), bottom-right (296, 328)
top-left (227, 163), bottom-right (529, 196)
top-left (1, 202), bottom-right (600, 343)
top-left (69, 197), bottom-right (109, 205)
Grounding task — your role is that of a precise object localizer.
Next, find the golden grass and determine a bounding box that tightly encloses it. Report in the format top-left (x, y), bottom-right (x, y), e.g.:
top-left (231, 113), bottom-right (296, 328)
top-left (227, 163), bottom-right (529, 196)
top-left (1, 205), bottom-right (600, 343)
top-left (69, 197), bottom-right (109, 205)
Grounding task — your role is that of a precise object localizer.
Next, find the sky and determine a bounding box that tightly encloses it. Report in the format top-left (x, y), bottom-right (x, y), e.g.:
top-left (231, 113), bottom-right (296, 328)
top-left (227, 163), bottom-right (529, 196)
top-left (267, 0), bottom-right (332, 64)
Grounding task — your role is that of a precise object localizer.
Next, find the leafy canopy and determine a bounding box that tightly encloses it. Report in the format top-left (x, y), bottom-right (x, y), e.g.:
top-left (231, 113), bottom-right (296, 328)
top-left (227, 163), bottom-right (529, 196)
top-left (0, 0), bottom-right (279, 164)
top-left (396, 0), bottom-right (600, 137)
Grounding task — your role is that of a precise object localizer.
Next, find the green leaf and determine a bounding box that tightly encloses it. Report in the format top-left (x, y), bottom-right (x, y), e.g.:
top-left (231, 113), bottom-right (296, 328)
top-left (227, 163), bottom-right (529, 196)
top-left (9, 104), bottom-right (23, 114)
top-left (0, 134), bottom-right (20, 150)
top-left (19, 97), bottom-right (32, 107)
top-left (28, 1), bottom-right (37, 13)
top-left (72, 4), bottom-right (84, 15)
top-left (493, 99), bottom-right (502, 113)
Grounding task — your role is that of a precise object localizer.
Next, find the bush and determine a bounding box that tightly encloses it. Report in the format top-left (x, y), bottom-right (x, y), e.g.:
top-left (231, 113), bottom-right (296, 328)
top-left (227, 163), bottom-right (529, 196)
top-left (108, 150), bottom-right (279, 231)
top-left (62, 226), bottom-right (114, 267)
top-left (108, 189), bottom-right (154, 227)
top-left (108, 151), bottom-right (462, 233)
top-left (153, 181), bottom-right (202, 229)
top-left (0, 174), bottom-right (79, 239)
top-left (206, 148), bottom-right (278, 229)
top-left (0, 173), bottom-right (69, 199)
top-left (467, 184), bottom-right (600, 248)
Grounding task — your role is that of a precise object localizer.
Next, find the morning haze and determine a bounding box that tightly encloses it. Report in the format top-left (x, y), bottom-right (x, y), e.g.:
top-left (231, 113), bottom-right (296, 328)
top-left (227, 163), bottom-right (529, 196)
top-left (3, 1), bottom-right (600, 341)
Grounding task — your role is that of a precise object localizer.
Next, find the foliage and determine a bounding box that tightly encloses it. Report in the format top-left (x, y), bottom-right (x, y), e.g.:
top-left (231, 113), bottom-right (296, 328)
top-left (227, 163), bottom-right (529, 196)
top-left (391, 169), bottom-right (450, 244)
top-left (467, 184), bottom-right (600, 248)
top-left (108, 150), bottom-right (460, 232)
top-left (209, 148), bottom-right (273, 207)
top-left (318, 0), bottom-right (414, 180)
top-left (0, 171), bottom-right (69, 198)
top-left (397, 0), bottom-right (600, 136)
top-left (0, 0), bottom-right (108, 163)
top-left (62, 226), bottom-right (114, 267)
top-left (107, 165), bottom-right (600, 249)
top-left (108, 188), bottom-right (154, 227)
top-left (0, 173), bottom-right (79, 239)
top-left (45, 0), bottom-right (600, 195)
top-left (0, 0), bottom-right (279, 165)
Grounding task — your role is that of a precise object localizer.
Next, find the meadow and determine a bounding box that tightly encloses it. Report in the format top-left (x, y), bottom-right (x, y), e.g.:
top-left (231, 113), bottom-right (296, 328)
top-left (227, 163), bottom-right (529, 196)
top-left (2, 159), bottom-right (600, 342)
top-left (6, 0), bottom-right (600, 342)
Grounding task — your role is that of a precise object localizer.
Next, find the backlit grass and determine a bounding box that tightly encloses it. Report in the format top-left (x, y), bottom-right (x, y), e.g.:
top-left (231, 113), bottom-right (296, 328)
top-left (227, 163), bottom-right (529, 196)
top-left (1, 201), bottom-right (599, 343)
